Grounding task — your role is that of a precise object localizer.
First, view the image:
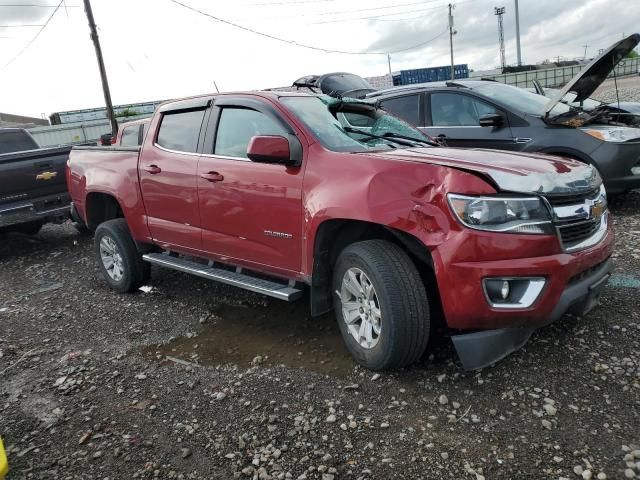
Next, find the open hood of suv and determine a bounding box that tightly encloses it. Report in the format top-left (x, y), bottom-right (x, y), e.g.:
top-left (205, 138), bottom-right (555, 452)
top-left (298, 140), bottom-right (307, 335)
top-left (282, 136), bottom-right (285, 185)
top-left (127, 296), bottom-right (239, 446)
top-left (292, 72), bottom-right (376, 99)
top-left (543, 33), bottom-right (640, 118)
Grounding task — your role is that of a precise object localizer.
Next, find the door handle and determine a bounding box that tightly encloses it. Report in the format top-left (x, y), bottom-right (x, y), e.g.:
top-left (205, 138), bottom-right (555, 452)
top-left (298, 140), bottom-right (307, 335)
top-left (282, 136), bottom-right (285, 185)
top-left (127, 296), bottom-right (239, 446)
top-left (143, 164), bottom-right (162, 174)
top-left (436, 134), bottom-right (448, 139)
top-left (200, 172), bottom-right (224, 182)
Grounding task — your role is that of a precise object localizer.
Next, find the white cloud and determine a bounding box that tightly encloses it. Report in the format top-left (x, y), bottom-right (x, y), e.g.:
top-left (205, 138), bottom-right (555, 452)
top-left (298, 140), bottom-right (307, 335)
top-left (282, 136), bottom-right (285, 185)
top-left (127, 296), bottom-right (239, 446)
top-left (0, 0), bottom-right (637, 117)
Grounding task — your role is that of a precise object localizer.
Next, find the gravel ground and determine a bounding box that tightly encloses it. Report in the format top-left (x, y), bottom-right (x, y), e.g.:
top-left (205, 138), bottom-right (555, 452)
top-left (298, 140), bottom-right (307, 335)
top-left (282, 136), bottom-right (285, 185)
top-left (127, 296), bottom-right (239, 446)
top-left (593, 75), bottom-right (640, 103)
top-left (1, 192), bottom-right (640, 480)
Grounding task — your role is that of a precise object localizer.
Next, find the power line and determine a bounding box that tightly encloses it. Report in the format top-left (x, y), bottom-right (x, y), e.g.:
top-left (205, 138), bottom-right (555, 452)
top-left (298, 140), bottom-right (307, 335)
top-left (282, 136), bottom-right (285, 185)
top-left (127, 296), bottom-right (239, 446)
top-left (310, 4), bottom-right (451, 24)
top-left (0, 3), bottom-right (77, 6)
top-left (168, 0), bottom-right (447, 55)
top-left (1, 0), bottom-right (62, 70)
top-left (243, 0), bottom-right (337, 5)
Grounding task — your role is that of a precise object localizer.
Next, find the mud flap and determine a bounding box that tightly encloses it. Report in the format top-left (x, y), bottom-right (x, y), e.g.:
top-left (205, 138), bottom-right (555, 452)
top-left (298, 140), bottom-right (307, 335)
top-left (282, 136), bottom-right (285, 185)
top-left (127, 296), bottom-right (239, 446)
top-left (451, 327), bottom-right (535, 371)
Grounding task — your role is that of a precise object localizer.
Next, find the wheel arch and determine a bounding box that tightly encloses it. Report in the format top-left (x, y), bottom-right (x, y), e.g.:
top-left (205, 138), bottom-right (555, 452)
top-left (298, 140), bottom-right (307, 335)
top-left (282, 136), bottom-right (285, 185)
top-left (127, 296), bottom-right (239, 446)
top-left (309, 218), bottom-right (441, 318)
top-left (85, 191), bottom-right (125, 230)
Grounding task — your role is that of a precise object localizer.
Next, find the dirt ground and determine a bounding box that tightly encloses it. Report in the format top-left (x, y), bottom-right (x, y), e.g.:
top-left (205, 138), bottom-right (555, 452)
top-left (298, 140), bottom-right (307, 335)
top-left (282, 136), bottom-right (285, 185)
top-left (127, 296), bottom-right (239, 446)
top-left (1, 193), bottom-right (640, 480)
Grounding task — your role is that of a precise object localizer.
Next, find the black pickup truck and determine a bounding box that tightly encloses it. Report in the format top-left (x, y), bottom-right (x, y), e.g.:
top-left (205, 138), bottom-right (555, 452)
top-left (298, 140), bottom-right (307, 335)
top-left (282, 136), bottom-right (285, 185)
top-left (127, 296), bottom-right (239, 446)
top-left (0, 128), bottom-right (71, 234)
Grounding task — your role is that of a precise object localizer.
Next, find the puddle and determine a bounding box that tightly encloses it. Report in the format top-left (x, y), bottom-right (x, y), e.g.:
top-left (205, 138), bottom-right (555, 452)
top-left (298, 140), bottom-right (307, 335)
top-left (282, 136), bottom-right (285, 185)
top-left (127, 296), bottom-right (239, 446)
top-left (608, 274), bottom-right (640, 289)
top-left (141, 302), bottom-right (355, 377)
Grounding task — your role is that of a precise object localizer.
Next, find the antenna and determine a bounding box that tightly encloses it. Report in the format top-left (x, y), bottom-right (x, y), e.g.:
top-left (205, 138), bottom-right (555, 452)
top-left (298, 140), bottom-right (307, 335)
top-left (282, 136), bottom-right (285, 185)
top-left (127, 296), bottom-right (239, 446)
top-left (494, 6), bottom-right (506, 71)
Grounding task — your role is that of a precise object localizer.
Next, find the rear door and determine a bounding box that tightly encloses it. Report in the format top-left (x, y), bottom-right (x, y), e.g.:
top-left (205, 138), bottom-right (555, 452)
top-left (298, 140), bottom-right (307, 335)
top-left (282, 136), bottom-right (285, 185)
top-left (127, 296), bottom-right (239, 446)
top-left (138, 98), bottom-right (210, 251)
top-left (422, 91), bottom-right (515, 149)
top-left (196, 97), bottom-right (305, 274)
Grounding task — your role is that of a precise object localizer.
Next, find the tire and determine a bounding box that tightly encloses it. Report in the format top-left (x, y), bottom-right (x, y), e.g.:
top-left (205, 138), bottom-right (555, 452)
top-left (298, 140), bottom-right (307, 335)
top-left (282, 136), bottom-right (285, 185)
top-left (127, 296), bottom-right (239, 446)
top-left (332, 239), bottom-right (430, 370)
top-left (94, 218), bottom-right (150, 293)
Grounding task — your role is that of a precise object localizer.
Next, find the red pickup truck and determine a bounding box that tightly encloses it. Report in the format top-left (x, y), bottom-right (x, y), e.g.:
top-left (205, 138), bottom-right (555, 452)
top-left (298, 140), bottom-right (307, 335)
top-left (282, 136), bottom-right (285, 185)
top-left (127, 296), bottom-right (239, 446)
top-left (67, 92), bottom-right (613, 370)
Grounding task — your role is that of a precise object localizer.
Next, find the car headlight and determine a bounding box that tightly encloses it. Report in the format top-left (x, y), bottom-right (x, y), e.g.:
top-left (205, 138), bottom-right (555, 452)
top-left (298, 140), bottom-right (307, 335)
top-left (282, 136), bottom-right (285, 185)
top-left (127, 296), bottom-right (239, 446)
top-left (582, 127), bottom-right (640, 143)
top-left (447, 194), bottom-right (552, 234)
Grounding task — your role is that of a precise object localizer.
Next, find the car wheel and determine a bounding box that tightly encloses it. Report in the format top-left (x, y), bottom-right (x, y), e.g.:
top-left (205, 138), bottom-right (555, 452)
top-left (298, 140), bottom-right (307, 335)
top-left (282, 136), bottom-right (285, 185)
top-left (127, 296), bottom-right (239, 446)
top-left (332, 239), bottom-right (430, 370)
top-left (94, 218), bottom-right (150, 293)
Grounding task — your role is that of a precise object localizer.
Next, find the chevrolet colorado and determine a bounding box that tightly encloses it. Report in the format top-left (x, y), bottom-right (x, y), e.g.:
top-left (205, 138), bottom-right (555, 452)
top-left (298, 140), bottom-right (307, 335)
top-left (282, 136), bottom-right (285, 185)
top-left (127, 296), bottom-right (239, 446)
top-left (0, 128), bottom-right (71, 234)
top-left (67, 92), bottom-right (614, 370)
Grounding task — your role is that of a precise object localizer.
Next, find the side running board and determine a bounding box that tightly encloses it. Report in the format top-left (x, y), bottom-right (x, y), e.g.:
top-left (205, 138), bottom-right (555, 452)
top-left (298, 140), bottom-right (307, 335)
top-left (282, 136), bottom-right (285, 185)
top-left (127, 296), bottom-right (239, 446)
top-left (142, 253), bottom-right (303, 302)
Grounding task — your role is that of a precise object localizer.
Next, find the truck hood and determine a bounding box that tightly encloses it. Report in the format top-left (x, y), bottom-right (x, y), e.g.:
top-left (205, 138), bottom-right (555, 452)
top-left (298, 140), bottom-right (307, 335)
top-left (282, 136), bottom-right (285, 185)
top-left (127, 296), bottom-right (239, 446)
top-left (367, 147), bottom-right (600, 195)
top-left (543, 33), bottom-right (640, 119)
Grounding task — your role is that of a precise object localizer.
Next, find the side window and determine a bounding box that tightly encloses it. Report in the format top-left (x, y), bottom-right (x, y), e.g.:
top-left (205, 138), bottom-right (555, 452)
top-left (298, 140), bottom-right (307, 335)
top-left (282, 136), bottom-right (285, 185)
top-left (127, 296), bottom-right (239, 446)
top-left (156, 109), bottom-right (206, 153)
top-left (430, 93), bottom-right (498, 126)
top-left (379, 95), bottom-right (421, 126)
top-left (120, 126), bottom-right (140, 146)
top-left (214, 108), bottom-right (285, 158)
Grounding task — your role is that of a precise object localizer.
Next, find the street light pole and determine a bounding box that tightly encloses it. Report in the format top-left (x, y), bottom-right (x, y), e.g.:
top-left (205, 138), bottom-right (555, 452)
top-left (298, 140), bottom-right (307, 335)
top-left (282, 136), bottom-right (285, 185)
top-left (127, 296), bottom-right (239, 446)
top-left (448, 3), bottom-right (455, 80)
top-left (514, 0), bottom-right (522, 66)
top-left (83, 0), bottom-right (117, 136)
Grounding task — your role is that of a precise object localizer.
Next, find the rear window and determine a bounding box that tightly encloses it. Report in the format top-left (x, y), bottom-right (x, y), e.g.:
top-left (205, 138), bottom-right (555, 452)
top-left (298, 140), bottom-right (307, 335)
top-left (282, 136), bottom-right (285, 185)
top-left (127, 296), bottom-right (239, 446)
top-left (120, 125), bottom-right (140, 146)
top-left (156, 110), bottom-right (205, 153)
top-left (0, 130), bottom-right (38, 154)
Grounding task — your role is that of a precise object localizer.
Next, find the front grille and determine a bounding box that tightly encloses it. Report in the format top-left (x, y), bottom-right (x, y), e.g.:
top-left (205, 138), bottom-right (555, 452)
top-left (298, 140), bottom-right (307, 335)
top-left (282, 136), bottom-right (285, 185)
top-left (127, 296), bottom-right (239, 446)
top-left (557, 219), bottom-right (600, 247)
top-left (546, 188), bottom-right (600, 207)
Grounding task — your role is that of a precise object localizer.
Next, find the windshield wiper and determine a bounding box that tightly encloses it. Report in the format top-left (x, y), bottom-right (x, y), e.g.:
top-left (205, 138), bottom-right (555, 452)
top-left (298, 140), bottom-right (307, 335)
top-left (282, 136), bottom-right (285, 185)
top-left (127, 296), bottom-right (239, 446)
top-left (382, 132), bottom-right (439, 147)
top-left (343, 126), bottom-right (419, 148)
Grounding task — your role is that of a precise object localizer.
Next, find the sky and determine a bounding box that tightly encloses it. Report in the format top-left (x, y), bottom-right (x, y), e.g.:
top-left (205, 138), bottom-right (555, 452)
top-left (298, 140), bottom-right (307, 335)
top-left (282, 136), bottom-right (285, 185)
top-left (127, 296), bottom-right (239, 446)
top-left (0, 0), bottom-right (638, 118)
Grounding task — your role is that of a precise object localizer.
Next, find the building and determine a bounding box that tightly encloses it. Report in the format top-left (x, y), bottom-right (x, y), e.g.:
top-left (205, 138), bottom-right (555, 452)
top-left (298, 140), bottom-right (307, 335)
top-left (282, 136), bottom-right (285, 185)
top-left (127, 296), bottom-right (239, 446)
top-left (49, 100), bottom-right (166, 125)
top-left (0, 112), bottom-right (49, 129)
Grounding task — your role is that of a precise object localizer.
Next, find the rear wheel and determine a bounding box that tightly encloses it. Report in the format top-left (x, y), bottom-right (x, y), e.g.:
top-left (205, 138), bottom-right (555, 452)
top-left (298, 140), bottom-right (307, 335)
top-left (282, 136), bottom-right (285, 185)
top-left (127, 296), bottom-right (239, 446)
top-left (94, 218), bottom-right (150, 293)
top-left (332, 240), bottom-right (430, 370)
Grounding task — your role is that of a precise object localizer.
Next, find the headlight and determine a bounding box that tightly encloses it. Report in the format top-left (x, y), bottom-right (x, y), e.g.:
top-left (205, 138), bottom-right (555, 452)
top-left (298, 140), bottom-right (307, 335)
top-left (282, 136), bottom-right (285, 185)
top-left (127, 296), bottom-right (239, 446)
top-left (447, 194), bottom-right (552, 234)
top-left (582, 127), bottom-right (640, 143)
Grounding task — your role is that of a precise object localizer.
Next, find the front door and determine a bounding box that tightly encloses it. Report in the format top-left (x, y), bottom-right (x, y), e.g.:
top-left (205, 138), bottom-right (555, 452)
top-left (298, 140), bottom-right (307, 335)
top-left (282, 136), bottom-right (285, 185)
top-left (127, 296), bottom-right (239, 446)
top-left (139, 107), bottom-right (207, 251)
top-left (422, 92), bottom-right (516, 150)
top-left (197, 103), bottom-right (305, 274)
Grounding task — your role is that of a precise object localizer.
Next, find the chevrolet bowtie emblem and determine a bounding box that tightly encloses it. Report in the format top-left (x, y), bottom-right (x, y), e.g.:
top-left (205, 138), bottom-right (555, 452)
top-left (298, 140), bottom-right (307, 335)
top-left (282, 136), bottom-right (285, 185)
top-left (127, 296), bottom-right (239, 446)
top-left (36, 171), bottom-right (57, 181)
top-left (590, 200), bottom-right (605, 220)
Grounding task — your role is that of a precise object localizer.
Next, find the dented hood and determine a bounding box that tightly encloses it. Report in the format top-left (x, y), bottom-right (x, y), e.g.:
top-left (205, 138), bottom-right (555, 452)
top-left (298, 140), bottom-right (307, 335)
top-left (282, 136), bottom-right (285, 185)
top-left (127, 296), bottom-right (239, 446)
top-left (543, 33), bottom-right (640, 118)
top-left (367, 148), bottom-right (600, 195)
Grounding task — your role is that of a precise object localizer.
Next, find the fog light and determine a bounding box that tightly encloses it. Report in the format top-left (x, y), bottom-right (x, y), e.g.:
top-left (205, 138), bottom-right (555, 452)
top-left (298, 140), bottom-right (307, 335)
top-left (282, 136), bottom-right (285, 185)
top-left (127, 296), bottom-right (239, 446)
top-left (483, 277), bottom-right (546, 309)
top-left (500, 280), bottom-right (510, 300)
top-left (632, 166), bottom-right (640, 175)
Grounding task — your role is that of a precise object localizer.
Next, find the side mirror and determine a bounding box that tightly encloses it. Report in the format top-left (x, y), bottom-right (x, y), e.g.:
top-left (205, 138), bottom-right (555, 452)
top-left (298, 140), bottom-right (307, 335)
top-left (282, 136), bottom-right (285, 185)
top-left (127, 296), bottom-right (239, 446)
top-left (247, 135), bottom-right (294, 165)
top-left (479, 113), bottom-right (504, 128)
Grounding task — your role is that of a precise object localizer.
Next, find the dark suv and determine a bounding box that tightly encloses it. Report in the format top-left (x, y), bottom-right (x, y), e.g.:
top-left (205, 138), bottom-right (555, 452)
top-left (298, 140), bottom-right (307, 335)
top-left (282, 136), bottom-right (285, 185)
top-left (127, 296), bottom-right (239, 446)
top-left (358, 35), bottom-right (640, 194)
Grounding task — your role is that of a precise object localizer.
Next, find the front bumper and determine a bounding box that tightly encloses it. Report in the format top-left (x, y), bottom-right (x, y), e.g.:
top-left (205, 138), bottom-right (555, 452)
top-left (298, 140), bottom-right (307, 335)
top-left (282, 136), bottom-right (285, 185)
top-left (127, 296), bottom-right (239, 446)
top-left (590, 140), bottom-right (640, 194)
top-left (433, 220), bottom-right (614, 331)
top-left (0, 193), bottom-right (70, 228)
top-left (451, 257), bottom-right (611, 370)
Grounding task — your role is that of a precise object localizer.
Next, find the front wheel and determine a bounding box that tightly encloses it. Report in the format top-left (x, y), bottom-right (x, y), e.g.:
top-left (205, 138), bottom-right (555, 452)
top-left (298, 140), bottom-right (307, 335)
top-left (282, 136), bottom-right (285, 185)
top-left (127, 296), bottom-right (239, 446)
top-left (332, 240), bottom-right (430, 370)
top-left (94, 218), bottom-right (150, 293)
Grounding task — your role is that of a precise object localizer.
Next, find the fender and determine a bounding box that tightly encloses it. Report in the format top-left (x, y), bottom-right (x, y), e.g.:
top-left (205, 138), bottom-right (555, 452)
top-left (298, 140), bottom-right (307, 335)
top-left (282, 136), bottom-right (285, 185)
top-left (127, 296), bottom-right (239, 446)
top-left (301, 146), bottom-right (496, 277)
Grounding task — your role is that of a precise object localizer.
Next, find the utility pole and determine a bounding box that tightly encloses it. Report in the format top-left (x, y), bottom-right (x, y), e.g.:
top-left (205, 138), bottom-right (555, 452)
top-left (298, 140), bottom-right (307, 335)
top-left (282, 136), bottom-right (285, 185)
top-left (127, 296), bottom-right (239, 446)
top-left (448, 3), bottom-right (455, 80)
top-left (495, 7), bottom-right (506, 71)
top-left (514, 0), bottom-right (522, 66)
top-left (387, 54), bottom-right (392, 76)
top-left (83, 0), bottom-right (117, 136)
top-left (582, 44), bottom-right (589, 60)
